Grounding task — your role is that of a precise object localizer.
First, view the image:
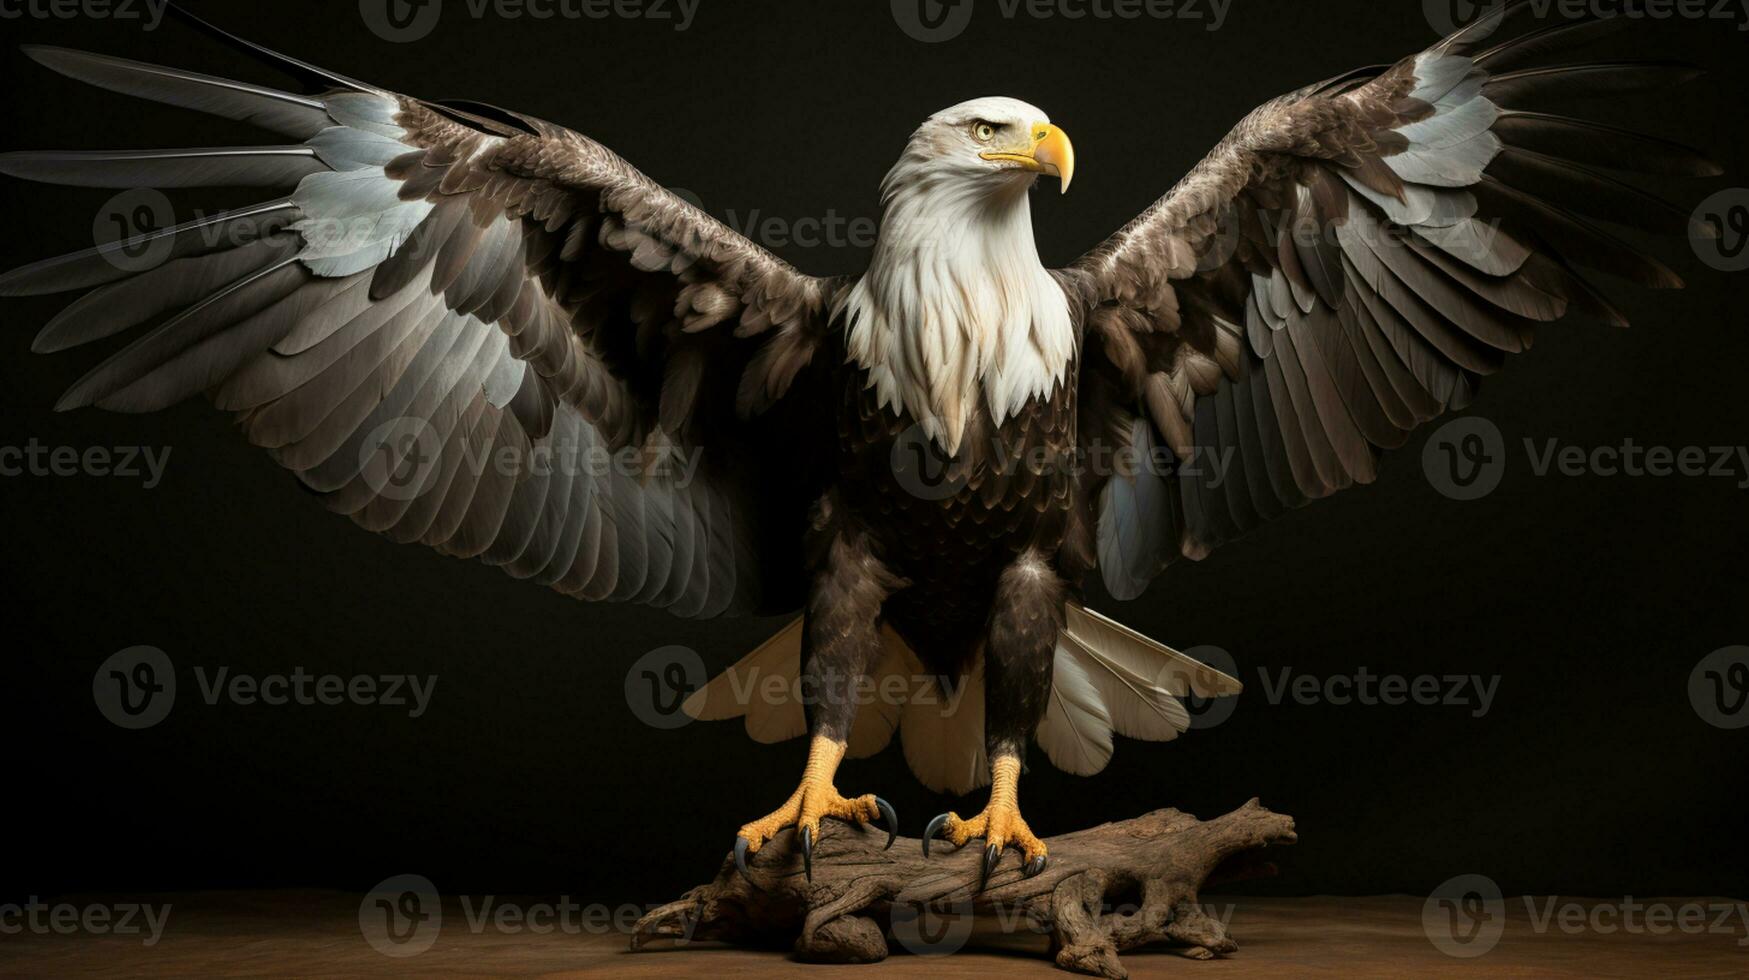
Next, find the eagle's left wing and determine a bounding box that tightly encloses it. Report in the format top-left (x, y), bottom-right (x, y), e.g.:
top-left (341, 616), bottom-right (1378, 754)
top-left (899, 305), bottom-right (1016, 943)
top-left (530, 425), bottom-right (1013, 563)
top-left (1, 23), bottom-right (838, 618)
top-left (1060, 8), bottom-right (1716, 599)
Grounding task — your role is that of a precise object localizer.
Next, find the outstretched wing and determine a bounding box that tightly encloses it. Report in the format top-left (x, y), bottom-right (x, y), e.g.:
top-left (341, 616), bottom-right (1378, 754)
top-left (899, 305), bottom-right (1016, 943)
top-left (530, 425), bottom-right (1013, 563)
top-left (1063, 7), bottom-right (1717, 599)
top-left (0, 23), bottom-right (838, 617)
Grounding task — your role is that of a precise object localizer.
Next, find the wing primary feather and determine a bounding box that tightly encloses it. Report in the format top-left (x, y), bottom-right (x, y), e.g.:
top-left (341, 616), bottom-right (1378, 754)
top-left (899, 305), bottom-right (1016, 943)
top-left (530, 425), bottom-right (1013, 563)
top-left (1490, 110), bottom-right (1721, 177)
top-left (1482, 61), bottom-right (1703, 108)
top-left (163, 1), bottom-right (384, 95)
top-left (1469, 14), bottom-right (1629, 73)
top-left (1, 199), bottom-right (298, 299)
top-left (0, 147), bottom-right (324, 189)
top-left (20, 45), bottom-right (331, 139)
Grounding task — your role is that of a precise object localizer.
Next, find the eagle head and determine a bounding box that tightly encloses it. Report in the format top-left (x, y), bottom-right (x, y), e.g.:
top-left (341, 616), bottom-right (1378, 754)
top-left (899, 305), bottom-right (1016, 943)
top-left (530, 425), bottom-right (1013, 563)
top-left (844, 96), bottom-right (1080, 455)
top-left (892, 96), bottom-right (1076, 200)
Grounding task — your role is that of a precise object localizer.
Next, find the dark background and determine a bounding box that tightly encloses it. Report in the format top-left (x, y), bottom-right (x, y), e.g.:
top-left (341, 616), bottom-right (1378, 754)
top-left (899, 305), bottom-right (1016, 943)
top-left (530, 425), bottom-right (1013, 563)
top-left (2, 0), bottom-right (1744, 905)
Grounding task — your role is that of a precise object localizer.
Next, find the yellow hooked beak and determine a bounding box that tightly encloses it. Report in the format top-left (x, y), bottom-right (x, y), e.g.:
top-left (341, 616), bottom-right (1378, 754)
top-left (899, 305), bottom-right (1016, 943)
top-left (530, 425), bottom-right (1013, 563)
top-left (980, 122), bottom-right (1076, 194)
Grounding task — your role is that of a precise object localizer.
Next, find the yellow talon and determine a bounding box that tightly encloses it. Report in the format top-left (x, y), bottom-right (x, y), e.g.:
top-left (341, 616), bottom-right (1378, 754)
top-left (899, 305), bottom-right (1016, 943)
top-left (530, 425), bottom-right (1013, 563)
top-left (734, 736), bottom-right (895, 879)
top-left (925, 755), bottom-right (1049, 884)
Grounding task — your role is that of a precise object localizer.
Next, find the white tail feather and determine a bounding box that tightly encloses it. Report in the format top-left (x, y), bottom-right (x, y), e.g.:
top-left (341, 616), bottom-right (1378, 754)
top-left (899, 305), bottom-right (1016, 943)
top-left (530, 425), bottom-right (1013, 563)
top-left (1036, 602), bottom-right (1243, 777)
top-left (680, 617), bottom-right (806, 744)
top-left (1035, 642), bottom-right (1114, 776)
top-left (1065, 604), bottom-right (1243, 698)
top-left (683, 602), bottom-right (1240, 787)
top-left (846, 626), bottom-right (914, 759)
top-left (679, 619), bottom-right (942, 770)
top-left (899, 661), bottom-right (988, 794)
top-left (1058, 628), bottom-right (1190, 740)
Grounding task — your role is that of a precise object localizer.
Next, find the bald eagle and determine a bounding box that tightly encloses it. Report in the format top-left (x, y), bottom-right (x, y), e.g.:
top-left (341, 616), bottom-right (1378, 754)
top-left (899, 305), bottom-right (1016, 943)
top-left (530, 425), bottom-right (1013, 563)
top-left (2, 6), bottom-right (1713, 887)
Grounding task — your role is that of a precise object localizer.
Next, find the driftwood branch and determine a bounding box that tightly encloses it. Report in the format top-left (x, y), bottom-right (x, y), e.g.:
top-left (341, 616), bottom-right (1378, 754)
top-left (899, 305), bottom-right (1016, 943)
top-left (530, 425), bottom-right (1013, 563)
top-left (632, 799), bottom-right (1296, 979)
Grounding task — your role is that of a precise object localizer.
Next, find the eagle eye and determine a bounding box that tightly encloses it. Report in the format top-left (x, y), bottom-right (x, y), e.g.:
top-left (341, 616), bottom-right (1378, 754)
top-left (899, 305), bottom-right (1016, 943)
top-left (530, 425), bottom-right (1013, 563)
top-left (972, 122), bottom-right (998, 143)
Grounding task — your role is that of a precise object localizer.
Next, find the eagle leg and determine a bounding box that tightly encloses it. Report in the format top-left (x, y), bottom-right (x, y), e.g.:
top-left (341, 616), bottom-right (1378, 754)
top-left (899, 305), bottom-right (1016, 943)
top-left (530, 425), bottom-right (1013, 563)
top-left (924, 550), bottom-right (1063, 887)
top-left (734, 525), bottom-right (904, 881)
top-left (733, 735), bottom-right (897, 882)
top-left (924, 754), bottom-right (1050, 886)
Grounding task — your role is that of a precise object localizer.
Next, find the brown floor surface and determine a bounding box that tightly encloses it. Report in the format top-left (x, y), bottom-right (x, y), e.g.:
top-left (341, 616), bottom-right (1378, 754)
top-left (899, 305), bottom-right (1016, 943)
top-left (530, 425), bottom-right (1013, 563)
top-left (1, 891), bottom-right (1743, 977)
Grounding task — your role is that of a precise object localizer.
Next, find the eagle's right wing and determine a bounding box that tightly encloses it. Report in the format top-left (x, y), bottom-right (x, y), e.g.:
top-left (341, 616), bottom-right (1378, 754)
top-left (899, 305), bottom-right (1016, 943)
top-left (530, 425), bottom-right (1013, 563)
top-left (1063, 6), bottom-right (1717, 599)
top-left (1, 21), bottom-right (841, 617)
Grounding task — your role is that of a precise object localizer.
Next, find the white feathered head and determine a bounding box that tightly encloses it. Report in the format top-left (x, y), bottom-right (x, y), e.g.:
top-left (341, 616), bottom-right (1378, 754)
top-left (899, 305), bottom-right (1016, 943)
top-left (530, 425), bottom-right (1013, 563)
top-left (881, 96), bottom-right (1075, 207)
top-left (841, 97), bottom-right (1079, 454)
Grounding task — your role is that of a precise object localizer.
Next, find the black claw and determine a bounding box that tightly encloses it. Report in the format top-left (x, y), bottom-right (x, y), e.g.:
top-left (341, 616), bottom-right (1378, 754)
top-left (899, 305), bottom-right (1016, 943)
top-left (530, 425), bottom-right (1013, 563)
top-left (875, 797), bottom-right (899, 850)
top-left (1024, 854), bottom-right (1049, 878)
top-left (734, 836), bottom-right (752, 879)
top-left (800, 825), bottom-right (814, 881)
top-left (979, 843), bottom-right (1001, 891)
top-left (923, 813), bottom-right (952, 857)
